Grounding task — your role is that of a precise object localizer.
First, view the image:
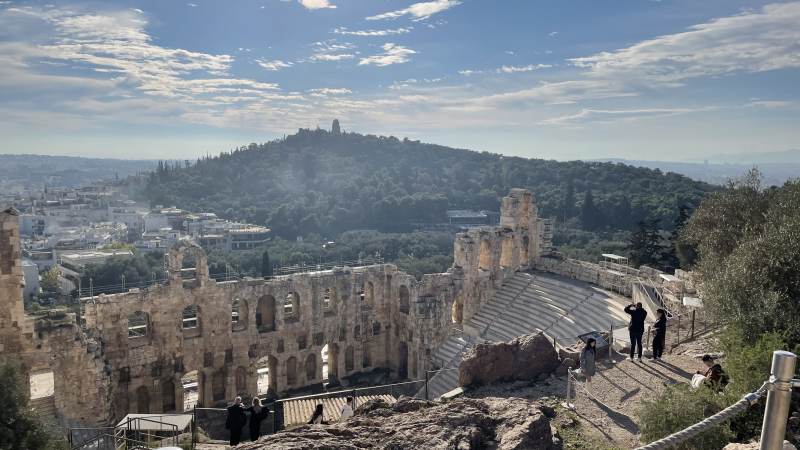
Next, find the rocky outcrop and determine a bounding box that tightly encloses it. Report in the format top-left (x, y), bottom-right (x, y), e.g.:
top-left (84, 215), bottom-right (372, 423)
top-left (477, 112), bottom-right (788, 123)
top-left (459, 333), bottom-right (560, 387)
top-left (239, 396), bottom-right (555, 450)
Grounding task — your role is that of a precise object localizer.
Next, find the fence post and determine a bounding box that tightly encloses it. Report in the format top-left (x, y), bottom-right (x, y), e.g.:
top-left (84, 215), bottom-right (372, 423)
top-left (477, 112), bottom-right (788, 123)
top-left (561, 370), bottom-right (575, 411)
top-left (608, 324), bottom-right (614, 363)
top-left (759, 351), bottom-right (797, 450)
top-left (690, 310), bottom-right (696, 339)
top-left (424, 371), bottom-right (430, 401)
top-left (677, 314), bottom-right (681, 343)
top-left (192, 406), bottom-right (197, 449)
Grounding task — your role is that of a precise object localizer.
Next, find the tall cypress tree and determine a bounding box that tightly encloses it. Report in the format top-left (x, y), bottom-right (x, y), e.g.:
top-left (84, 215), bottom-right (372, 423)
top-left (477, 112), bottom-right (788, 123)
top-left (580, 190), bottom-right (604, 231)
top-left (261, 250), bottom-right (272, 277)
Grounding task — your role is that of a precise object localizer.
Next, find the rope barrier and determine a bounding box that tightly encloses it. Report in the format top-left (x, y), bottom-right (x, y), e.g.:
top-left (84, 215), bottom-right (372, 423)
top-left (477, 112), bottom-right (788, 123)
top-left (634, 382), bottom-right (769, 450)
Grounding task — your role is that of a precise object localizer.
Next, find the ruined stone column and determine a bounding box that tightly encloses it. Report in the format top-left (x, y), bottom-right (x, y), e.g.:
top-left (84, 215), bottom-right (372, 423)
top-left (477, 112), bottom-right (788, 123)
top-left (0, 208), bottom-right (26, 356)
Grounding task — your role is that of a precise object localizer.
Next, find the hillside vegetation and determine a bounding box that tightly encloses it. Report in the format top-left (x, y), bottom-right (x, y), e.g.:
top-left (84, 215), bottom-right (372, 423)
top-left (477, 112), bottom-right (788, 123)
top-left (137, 127), bottom-right (716, 240)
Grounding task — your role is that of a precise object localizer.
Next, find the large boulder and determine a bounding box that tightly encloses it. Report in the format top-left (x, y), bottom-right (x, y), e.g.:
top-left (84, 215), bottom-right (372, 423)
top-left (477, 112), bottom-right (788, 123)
top-left (239, 396), bottom-right (555, 450)
top-left (459, 333), bottom-right (560, 387)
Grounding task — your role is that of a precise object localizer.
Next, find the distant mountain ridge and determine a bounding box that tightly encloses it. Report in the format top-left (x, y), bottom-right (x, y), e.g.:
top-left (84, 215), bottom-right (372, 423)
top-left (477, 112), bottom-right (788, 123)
top-left (0, 154), bottom-right (158, 190)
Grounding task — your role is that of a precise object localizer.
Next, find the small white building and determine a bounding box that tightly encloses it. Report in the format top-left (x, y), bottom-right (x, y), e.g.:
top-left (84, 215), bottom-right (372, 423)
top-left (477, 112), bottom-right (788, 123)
top-left (22, 259), bottom-right (40, 300)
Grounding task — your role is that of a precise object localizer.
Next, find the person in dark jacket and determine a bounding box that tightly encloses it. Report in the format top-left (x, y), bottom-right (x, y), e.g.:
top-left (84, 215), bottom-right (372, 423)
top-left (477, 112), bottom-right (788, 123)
top-left (308, 403), bottom-right (325, 425)
top-left (246, 397), bottom-right (269, 441)
top-left (651, 309), bottom-right (667, 361)
top-left (225, 396), bottom-right (248, 446)
top-left (580, 338), bottom-right (597, 383)
top-left (697, 355), bottom-right (729, 390)
top-left (624, 302), bottom-right (647, 362)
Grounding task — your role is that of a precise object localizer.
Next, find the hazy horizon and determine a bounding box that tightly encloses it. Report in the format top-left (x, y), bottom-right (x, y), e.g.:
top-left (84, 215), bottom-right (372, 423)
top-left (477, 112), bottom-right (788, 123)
top-left (1, 0), bottom-right (798, 160)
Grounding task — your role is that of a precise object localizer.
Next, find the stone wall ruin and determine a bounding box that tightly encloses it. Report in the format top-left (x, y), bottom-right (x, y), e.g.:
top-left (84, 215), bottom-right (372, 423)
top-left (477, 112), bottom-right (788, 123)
top-left (0, 189), bottom-right (541, 427)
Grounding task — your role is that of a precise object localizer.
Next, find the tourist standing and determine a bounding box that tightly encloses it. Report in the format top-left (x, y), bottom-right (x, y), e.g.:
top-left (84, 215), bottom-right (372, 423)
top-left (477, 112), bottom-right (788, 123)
top-left (225, 396), bottom-right (247, 446)
top-left (651, 309), bottom-right (667, 361)
top-left (580, 338), bottom-right (597, 383)
top-left (624, 302), bottom-right (647, 362)
top-left (246, 397), bottom-right (269, 441)
top-left (339, 397), bottom-right (354, 421)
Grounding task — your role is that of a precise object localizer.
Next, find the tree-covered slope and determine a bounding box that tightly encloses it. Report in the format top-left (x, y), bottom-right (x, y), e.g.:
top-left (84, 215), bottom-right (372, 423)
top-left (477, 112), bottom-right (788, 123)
top-left (137, 128), bottom-right (716, 239)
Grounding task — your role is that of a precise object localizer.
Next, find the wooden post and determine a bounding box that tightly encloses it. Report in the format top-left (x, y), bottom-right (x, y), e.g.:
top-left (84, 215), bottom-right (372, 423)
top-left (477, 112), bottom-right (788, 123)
top-left (690, 310), bottom-right (696, 339)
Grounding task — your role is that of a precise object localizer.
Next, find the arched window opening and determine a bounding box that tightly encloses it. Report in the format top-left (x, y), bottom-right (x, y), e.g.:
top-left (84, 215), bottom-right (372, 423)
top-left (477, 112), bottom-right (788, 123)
top-left (399, 285), bottom-right (410, 314)
top-left (182, 305), bottom-right (198, 329)
top-left (181, 370), bottom-right (199, 411)
top-left (286, 357), bottom-right (298, 386)
top-left (521, 236), bottom-right (530, 261)
top-left (398, 342), bottom-right (409, 379)
top-left (354, 325), bottom-right (361, 339)
top-left (345, 346), bottom-right (354, 372)
top-left (211, 371), bottom-right (225, 403)
top-left (29, 370), bottom-right (54, 400)
top-left (128, 311), bottom-right (148, 339)
top-left (365, 281), bottom-right (375, 307)
top-left (372, 322), bottom-right (381, 336)
top-left (357, 285), bottom-right (365, 303)
top-left (323, 288), bottom-right (333, 310)
top-left (284, 292), bottom-right (299, 320)
top-left (305, 354), bottom-right (317, 382)
top-left (256, 356), bottom-right (278, 397)
top-left (231, 299), bottom-right (247, 331)
top-left (256, 295), bottom-right (276, 332)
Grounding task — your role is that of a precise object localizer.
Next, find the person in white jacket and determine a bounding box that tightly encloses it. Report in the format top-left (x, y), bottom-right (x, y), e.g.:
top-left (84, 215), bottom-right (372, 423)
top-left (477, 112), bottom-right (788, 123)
top-left (339, 397), bottom-right (354, 420)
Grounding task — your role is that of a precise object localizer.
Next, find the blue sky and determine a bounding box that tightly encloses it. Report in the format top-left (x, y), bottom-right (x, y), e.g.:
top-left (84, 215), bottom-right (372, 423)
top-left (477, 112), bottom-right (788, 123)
top-left (0, 0), bottom-right (798, 161)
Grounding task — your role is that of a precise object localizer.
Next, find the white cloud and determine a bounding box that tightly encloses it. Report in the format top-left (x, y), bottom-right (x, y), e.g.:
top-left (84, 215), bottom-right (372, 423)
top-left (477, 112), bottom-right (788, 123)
top-left (572, 2), bottom-right (800, 85)
top-left (132, 8), bottom-right (144, 14)
top-left (310, 53), bottom-right (354, 61)
top-left (497, 64), bottom-right (552, 73)
top-left (367, 0), bottom-right (460, 21)
top-left (298, 0), bottom-right (336, 10)
top-left (256, 59), bottom-right (293, 71)
top-left (744, 100), bottom-right (795, 108)
top-left (548, 31), bottom-right (558, 37)
top-left (308, 87), bottom-right (352, 97)
top-left (187, 3), bottom-right (197, 7)
top-left (333, 26), bottom-right (412, 36)
top-left (309, 40), bottom-right (356, 62)
top-left (539, 107), bottom-right (707, 126)
top-left (476, 80), bottom-right (635, 106)
top-left (358, 43), bottom-right (416, 66)
top-left (458, 69), bottom-right (481, 76)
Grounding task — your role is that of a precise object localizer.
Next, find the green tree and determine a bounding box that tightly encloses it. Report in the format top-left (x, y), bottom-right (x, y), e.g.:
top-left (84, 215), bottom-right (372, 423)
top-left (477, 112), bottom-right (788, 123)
top-left (561, 182), bottom-right (575, 222)
top-left (0, 361), bottom-right (65, 450)
top-left (627, 219), bottom-right (663, 268)
top-left (580, 190), bottom-right (604, 231)
top-left (261, 250), bottom-right (272, 277)
top-left (40, 267), bottom-right (60, 293)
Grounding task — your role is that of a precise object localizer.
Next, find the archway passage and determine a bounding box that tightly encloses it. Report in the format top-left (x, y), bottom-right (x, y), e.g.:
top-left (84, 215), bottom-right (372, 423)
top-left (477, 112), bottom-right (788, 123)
top-left (305, 354), bottom-right (317, 383)
top-left (398, 342), bottom-right (409, 379)
top-left (256, 356), bottom-right (278, 397)
top-left (326, 343), bottom-right (339, 383)
top-left (286, 357), bottom-right (298, 386)
top-left (181, 370), bottom-right (199, 411)
top-left (345, 346), bottom-right (354, 372)
top-left (500, 236), bottom-right (514, 267)
top-left (521, 236), bottom-right (530, 262)
top-left (321, 344), bottom-right (329, 382)
top-left (136, 386), bottom-right (150, 414)
top-left (162, 380), bottom-right (176, 412)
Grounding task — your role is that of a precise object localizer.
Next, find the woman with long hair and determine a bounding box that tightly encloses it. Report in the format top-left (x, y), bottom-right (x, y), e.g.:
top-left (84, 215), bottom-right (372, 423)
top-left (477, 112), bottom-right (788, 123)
top-left (580, 337), bottom-right (597, 383)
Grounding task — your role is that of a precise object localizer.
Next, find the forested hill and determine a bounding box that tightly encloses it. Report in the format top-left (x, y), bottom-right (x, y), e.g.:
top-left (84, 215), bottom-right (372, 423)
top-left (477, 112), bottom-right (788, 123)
top-left (136, 127), bottom-right (716, 239)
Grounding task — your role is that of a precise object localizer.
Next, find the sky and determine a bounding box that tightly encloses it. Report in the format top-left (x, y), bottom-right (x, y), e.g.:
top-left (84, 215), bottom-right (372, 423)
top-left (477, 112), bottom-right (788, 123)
top-left (0, 0), bottom-right (799, 161)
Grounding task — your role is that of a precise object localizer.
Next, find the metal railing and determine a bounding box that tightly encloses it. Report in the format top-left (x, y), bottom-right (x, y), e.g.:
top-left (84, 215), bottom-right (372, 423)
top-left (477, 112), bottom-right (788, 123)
top-left (68, 415), bottom-right (185, 450)
top-left (272, 256), bottom-right (384, 276)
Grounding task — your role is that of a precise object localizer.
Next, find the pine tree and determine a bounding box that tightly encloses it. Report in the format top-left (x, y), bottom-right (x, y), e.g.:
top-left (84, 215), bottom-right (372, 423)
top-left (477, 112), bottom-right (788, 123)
top-left (580, 190), bottom-right (604, 231)
top-left (628, 219), bottom-right (663, 267)
top-left (562, 182), bottom-right (575, 221)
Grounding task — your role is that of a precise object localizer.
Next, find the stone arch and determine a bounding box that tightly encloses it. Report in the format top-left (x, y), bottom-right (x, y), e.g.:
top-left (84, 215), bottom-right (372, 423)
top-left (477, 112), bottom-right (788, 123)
top-left (136, 386), bottom-right (150, 413)
top-left (181, 370), bottom-right (200, 411)
top-left (211, 370), bottom-right (225, 404)
top-left (256, 295), bottom-right (276, 332)
top-left (345, 346), bottom-right (354, 372)
top-left (181, 304), bottom-right (199, 330)
top-left (284, 292), bottom-right (300, 321)
top-left (235, 367), bottom-right (247, 395)
top-left (500, 236), bottom-right (514, 267)
top-left (451, 299), bottom-right (463, 325)
top-left (168, 241), bottom-right (209, 286)
top-left (286, 357), bottom-right (298, 386)
top-left (304, 353), bottom-right (317, 383)
top-left (127, 311), bottom-right (149, 339)
top-left (411, 351), bottom-right (418, 379)
top-left (521, 235), bottom-right (530, 262)
top-left (231, 299), bottom-right (247, 331)
top-left (353, 325), bottom-right (361, 339)
top-left (162, 380), bottom-right (176, 412)
top-left (256, 356), bottom-right (278, 396)
top-left (398, 341), bottom-right (409, 379)
top-left (399, 285), bottom-right (410, 314)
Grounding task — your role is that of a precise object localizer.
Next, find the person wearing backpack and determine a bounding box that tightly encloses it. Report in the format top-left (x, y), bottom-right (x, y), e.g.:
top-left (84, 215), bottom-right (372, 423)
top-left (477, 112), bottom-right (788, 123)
top-left (698, 354), bottom-right (729, 390)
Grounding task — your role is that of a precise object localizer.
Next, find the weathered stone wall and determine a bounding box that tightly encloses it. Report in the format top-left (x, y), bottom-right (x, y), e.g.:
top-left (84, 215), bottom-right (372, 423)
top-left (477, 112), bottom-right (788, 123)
top-left (0, 189), bottom-right (541, 426)
top-left (534, 255), bottom-right (635, 297)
